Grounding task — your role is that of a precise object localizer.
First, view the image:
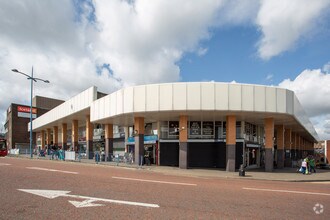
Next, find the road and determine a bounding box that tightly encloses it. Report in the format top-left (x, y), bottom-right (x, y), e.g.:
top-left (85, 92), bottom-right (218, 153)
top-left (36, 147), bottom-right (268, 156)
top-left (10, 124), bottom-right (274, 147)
top-left (0, 157), bottom-right (329, 219)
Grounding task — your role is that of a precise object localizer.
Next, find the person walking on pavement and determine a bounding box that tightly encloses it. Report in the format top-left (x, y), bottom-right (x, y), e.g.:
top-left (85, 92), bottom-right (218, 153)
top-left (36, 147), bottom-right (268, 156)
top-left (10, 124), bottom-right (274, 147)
top-left (309, 156), bottom-right (316, 173)
top-left (301, 159), bottom-right (307, 174)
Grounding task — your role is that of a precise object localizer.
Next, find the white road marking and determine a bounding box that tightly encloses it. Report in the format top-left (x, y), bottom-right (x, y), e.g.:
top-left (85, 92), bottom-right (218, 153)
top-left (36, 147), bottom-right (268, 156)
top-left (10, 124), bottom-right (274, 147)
top-left (18, 189), bottom-right (159, 208)
top-left (26, 167), bottom-right (78, 174)
top-left (112, 176), bottom-right (197, 186)
top-left (309, 181), bottom-right (330, 184)
top-left (243, 187), bottom-right (330, 196)
top-left (0, 163), bottom-right (11, 166)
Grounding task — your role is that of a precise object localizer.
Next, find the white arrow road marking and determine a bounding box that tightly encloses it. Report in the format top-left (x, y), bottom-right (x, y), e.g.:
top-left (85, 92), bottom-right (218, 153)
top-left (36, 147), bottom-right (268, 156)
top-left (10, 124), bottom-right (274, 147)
top-left (69, 200), bottom-right (105, 208)
top-left (26, 167), bottom-right (78, 174)
top-left (243, 187), bottom-right (330, 196)
top-left (18, 189), bottom-right (71, 199)
top-left (18, 189), bottom-right (160, 208)
top-left (112, 176), bottom-right (197, 186)
top-left (0, 163), bottom-right (11, 166)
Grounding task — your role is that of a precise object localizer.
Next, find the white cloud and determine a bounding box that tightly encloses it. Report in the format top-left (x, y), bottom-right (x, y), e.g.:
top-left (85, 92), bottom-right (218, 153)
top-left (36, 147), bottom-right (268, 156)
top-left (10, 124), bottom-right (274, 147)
top-left (256, 0), bottom-right (330, 60)
top-left (91, 0), bottom-right (223, 85)
top-left (266, 74), bottom-right (273, 81)
top-left (0, 0), bottom-right (225, 125)
top-left (279, 66), bottom-right (330, 140)
top-left (197, 47), bottom-right (208, 57)
top-left (323, 62), bottom-right (330, 73)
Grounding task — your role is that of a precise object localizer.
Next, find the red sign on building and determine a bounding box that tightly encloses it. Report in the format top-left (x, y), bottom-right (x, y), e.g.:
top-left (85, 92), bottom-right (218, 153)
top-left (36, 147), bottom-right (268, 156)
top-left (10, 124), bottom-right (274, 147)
top-left (17, 106), bottom-right (37, 114)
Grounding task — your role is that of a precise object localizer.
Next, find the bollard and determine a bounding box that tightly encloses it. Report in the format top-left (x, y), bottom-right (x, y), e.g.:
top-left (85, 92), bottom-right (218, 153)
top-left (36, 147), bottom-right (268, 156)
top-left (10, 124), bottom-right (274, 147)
top-left (239, 164), bottom-right (245, 177)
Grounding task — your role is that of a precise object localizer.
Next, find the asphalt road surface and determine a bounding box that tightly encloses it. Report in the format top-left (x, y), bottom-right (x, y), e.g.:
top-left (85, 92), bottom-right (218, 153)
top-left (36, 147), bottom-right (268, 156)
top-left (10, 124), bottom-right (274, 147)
top-left (1, 157), bottom-right (329, 219)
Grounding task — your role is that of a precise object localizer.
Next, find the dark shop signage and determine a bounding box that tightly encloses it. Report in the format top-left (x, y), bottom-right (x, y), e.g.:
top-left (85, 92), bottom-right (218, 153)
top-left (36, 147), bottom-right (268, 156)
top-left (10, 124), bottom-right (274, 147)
top-left (189, 121), bottom-right (201, 135)
top-left (202, 121), bottom-right (214, 136)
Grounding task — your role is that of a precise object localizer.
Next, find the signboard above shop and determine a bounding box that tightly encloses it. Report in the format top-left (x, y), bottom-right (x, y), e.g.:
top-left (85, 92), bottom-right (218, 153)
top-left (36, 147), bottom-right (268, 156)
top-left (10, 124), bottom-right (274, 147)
top-left (17, 106), bottom-right (37, 119)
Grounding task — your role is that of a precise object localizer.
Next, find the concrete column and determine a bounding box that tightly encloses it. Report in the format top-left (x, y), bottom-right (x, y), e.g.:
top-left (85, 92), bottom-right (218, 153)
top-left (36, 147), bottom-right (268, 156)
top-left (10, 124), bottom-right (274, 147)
top-left (226, 115), bottom-right (236, 172)
top-left (264, 118), bottom-right (274, 172)
top-left (46, 128), bottom-right (51, 145)
top-left (61, 123), bottom-right (67, 150)
top-left (325, 140), bottom-right (329, 164)
top-left (105, 124), bottom-right (113, 161)
top-left (297, 135), bottom-right (301, 159)
top-left (276, 125), bottom-right (284, 169)
top-left (86, 116), bottom-right (93, 159)
top-left (41, 130), bottom-right (45, 149)
top-left (284, 128), bottom-right (292, 167)
top-left (179, 115), bottom-right (188, 169)
top-left (291, 132), bottom-right (296, 160)
top-left (53, 126), bottom-right (58, 146)
top-left (72, 120), bottom-right (78, 152)
top-left (134, 117), bottom-right (144, 165)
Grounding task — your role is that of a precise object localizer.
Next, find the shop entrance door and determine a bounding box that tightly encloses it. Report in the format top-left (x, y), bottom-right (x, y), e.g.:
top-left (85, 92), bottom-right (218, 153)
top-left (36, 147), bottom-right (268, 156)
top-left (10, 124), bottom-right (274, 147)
top-left (144, 144), bottom-right (155, 165)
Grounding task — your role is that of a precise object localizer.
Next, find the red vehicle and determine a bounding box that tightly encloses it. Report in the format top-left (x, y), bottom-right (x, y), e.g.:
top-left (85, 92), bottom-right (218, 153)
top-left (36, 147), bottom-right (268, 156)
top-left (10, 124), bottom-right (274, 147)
top-left (0, 138), bottom-right (8, 157)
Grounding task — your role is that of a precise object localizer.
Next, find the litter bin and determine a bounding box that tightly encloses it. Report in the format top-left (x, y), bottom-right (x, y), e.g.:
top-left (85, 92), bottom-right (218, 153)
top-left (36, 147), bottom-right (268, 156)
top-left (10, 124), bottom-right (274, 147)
top-left (239, 164), bottom-right (245, 177)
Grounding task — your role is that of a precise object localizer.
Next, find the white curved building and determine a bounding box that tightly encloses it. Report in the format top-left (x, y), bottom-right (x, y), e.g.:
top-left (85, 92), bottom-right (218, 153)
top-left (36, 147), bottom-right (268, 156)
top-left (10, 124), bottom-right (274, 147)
top-left (31, 82), bottom-right (318, 172)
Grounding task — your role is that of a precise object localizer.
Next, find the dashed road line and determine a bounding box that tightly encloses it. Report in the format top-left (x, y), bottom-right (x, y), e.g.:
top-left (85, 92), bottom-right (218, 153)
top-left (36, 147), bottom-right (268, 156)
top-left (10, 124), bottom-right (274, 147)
top-left (243, 187), bottom-right (330, 196)
top-left (26, 167), bottom-right (78, 174)
top-left (0, 163), bottom-right (11, 166)
top-left (112, 176), bottom-right (197, 186)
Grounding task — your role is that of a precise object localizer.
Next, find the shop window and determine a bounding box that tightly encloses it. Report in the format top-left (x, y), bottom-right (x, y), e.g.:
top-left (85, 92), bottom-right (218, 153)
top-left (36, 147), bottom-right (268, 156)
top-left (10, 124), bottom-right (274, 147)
top-left (169, 121), bottom-right (179, 138)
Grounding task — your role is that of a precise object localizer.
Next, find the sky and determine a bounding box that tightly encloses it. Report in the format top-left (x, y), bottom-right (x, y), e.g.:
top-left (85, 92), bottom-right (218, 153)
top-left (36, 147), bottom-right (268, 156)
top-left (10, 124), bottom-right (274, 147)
top-left (0, 0), bottom-right (330, 140)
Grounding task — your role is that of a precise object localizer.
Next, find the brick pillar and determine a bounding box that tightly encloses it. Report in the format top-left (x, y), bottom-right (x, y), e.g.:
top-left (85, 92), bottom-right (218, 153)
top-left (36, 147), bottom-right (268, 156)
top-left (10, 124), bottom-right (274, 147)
top-left (86, 116), bottom-right (93, 159)
top-left (41, 130), bottom-right (45, 149)
top-left (325, 140), bottom-right (329, 164)
top-left (179, 115), bottom-right (188, 169)
top-left (105, 124), bottom-right (113, 161)
top-left (276, 125), bottom-right (284, 169)
top-left (226, 115), bottom-right (236, 172)
top-left (134, 117), bottom-right (144, 165)
top-left (53, 126), bottom-right (58, 146)
top-left (291, 132), bottom-right (295, 160)
top-left (284, 128), bottom-right (292, 167)
top-left (61, 123), bottom-right (67, 150)
top-left (72, 120), bottom-right (78, 152)
top-left (264, 118), bottom-right (274, 172)
top-left (46, 128), bottom-right (51, 145)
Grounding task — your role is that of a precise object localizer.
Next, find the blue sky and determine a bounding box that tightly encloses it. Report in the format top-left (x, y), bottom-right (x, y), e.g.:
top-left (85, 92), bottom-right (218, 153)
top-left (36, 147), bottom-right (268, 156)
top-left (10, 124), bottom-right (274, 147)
top-left (180, 24), bottom-right (330, 85)
top-left (0, 0), bottom-right (330, 140)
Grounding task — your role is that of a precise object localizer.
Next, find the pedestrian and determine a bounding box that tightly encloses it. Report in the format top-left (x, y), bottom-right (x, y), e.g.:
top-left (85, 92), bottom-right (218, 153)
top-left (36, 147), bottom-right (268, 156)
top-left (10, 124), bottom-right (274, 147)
top-left (301, 159), bottom-right (307, 174)
top-left (309, 157), bottom-right (316, 173)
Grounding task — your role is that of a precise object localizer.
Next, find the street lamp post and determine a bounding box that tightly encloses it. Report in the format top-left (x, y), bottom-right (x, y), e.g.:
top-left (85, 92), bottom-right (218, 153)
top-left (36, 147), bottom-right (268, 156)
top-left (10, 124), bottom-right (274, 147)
top-left (12, 67), bottom-right (49, 158)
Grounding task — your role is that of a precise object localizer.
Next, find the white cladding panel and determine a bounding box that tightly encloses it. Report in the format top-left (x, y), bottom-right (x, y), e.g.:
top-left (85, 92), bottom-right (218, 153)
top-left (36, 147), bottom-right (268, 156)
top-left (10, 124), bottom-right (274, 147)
top-left (276, 88), bottom-right (286, 113)
top-left (124, 87), bottom-right (133, 113)
top-left (254, 86), bottom-right (265, 112)
top-left (116, 89), bottom-right (124, 115)
top-left (201, 83), bottom-right (215, 110)
top-left (146, 84), bottom-right (159, 111)
top-left (104, 95), bottom-right (111, 117)
top-left (173, 84), bottom-right (187, 110)
top-left (229, 84), bottom-right (241, 110)
top-left (99, 98), bottom-right (105, 119)
top-left (215, 83), bottom-right (228, 110)
top-left (187, 83), bottom-right (201, 110)
top-left (32, 86), bottom-right (97, 130)
top-left (134, 86), bottom-right (146, 112)
top-left (159, 84), bottom-right (173, 111)
top-left (266, 87), bottom-right (276, 112)
top-left (110, 93), bottom-right (116, 117)
top-left (242, 85), bottom-right (254, 111)
top-left (286, 90), bottom-right (294, 115)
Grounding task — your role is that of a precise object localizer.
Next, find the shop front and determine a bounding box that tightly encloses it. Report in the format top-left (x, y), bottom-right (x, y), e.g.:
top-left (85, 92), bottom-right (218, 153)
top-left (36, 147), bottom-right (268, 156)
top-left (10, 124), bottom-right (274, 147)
top-left (244, 143), bottom-right (260, 168)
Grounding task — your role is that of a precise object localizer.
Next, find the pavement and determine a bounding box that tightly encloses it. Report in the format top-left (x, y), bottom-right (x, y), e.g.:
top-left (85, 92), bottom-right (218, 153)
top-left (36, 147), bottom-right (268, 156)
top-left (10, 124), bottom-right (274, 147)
top-left (8, 154), bottom-right (330, 182)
